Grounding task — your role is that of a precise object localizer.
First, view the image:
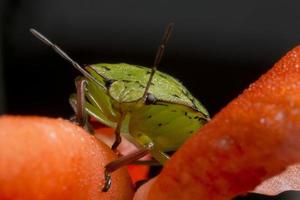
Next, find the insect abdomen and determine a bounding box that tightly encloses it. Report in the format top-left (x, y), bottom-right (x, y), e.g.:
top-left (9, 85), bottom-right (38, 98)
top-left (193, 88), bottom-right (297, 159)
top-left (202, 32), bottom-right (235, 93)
top-left (129, 103), bottom-right (208, 152)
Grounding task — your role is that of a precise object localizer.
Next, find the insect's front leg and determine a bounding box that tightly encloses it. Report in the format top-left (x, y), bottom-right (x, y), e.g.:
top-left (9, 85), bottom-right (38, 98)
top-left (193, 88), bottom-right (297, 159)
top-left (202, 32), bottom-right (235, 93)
top-left (111, 114), bottom-right (125, 150)
top-left (70, 78), bottom-right (93, 133)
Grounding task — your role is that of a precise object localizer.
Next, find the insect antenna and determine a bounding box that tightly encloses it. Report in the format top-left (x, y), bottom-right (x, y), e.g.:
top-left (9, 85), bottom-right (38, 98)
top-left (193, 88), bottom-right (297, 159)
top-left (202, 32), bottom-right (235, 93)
top-left (29, 29), bottom-right (105, 90)
top-left (142, 23), bottom-right (174, 101)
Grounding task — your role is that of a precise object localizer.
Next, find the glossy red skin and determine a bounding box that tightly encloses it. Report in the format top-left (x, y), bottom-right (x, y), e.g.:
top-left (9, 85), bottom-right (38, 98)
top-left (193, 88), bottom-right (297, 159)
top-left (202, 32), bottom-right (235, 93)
top-left (139, 46), bottom-right (300, 199)
top-left (0, 116), bottom-right (134, 200)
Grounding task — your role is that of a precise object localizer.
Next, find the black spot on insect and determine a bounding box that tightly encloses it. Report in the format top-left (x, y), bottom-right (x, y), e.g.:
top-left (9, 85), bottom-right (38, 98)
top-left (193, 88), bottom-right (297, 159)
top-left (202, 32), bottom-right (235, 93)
top-left (135, 81), bottom-right (145, 88)
top-left (102, 66), bottom-right (111, 71)
top-left (145, 93), bottom-right (157, 105)
top-left (194, 116), bottom-right (200, 119)
top-left (158, 123), bottom-right (162, 127)
top-left (121, 80), bottom-right (131, 83)
top-left (105, 79), bottom-right (115, 88)
top-left (172, 94), bottom-right (180, 98)
top-left (189, 130), bottom-right (194, 134)
top-left (184, 112), bottom-right (192, 119)
top-left (192, 106), bottom-right (200, 112)
top-left (147, 115), bottom-right (152, 119)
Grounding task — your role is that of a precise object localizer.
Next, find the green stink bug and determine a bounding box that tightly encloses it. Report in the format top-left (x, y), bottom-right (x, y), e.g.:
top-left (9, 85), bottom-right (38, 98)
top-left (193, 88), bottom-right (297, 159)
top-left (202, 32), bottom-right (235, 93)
top-left (30, 24), bottom-right (210, 191)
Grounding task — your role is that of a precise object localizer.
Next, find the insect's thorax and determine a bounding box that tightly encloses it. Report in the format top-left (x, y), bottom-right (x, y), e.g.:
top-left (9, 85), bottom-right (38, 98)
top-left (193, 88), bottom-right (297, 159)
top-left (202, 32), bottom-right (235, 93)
top-left (86, 63), bottom-right (208, 114)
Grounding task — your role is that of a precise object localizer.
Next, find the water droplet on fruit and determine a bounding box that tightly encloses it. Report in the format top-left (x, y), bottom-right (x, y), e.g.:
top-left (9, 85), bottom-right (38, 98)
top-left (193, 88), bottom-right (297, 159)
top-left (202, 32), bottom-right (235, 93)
top-left (49, 132), bottom-right (57, 140)
top-left (274, 111), bottom-right (285, 121)
top-left (217, 136), bottom-right (234, 150)
top-left (260, 118), bottom-right (266, 124)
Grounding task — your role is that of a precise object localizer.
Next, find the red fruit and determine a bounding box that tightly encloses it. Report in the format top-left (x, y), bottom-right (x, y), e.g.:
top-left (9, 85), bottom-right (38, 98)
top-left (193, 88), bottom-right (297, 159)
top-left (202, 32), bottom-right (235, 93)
top-left (0, 116), bottom-right (134, 200)
top-left (136, 46), bottom-right (300, 199)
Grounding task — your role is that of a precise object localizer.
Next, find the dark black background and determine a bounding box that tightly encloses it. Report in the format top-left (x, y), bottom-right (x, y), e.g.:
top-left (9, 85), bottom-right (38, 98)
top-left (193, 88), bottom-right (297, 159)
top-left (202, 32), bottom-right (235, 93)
top-left (1, 0), bottom-right (300, 199)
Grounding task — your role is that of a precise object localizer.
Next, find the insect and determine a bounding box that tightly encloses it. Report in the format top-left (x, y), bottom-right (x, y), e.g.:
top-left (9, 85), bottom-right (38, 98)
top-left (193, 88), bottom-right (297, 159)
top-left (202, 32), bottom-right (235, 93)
top-left (30, 23), bottom-right (210, 192)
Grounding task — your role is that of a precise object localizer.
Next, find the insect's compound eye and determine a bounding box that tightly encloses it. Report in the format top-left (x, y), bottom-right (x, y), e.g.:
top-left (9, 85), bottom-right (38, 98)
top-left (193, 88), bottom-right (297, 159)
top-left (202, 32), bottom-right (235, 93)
top-left (105, 79), bottom-right (114, 88)
top-left (145, 93), bottom-right (157, 105)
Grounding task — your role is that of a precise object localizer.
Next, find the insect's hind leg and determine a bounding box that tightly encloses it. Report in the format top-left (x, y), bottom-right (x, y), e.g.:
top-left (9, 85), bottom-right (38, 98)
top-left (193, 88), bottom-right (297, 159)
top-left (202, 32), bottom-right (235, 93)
top-left (70, 77), bottom-right (93, 132)
top-left (150, 148), bottom-right (170, 164)
top-left (102, 139), bottom-right (170, 192)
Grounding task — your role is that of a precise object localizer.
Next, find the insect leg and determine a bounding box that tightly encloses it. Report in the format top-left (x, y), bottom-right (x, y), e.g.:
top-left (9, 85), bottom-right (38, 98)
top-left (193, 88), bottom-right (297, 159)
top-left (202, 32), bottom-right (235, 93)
top-left (69, 78), bottom-right (93, 132)
top-left (75, 78), bottom-right (88, 126)
top-left (102, 144), bottom-right (153, 192)
top-left (111, 114), bottom-right (125, 150)
top-left (150, 148), bottom-right (170, 164)
top-left (131, 159), bottom-right (160, 166)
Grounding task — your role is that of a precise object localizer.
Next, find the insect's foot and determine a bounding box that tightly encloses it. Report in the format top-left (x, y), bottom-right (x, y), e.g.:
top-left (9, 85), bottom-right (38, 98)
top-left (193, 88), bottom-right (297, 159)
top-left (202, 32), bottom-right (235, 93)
top-left (84, 122), bottom-right (95, 134)
top-left (112, 149), bottom-right (122, 156)
top-left (68, 115), bottom-right (93, 133)
top-left (111, 143), bottom-right (118, 151)
top-left (102, 169), bottom-right (112, 192)
top-left (69, 115), bottom-right (79, 124)
top-left (111, 136), bottom-right (121, 151)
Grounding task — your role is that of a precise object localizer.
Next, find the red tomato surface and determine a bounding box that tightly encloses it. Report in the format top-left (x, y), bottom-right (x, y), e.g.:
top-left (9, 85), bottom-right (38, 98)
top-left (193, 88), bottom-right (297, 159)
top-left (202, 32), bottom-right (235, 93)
top-left (0, 116), bottom-right (134, 200)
